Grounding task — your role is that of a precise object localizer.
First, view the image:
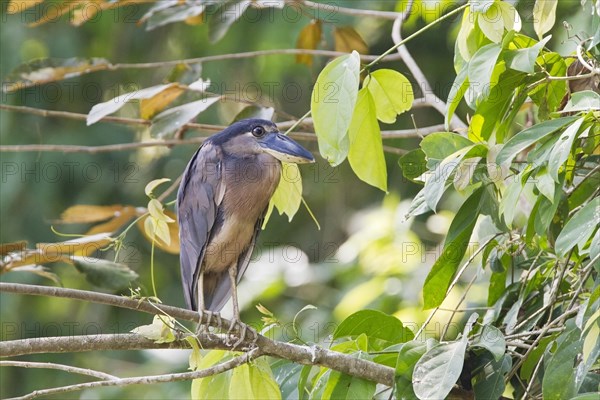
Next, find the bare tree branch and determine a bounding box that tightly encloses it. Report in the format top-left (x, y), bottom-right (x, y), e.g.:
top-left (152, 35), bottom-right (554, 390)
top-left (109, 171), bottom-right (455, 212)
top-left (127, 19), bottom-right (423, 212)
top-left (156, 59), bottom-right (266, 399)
top-left (0, 283), bottom-right (396, 387)
top-left (392, 16), bottom-right (468, 131)
top-left (7, 348), bottom-right (262, 400)
top-left (0, 105), bottom-right (446, 154)
top-left (0, 360), bottom-right (117, 381)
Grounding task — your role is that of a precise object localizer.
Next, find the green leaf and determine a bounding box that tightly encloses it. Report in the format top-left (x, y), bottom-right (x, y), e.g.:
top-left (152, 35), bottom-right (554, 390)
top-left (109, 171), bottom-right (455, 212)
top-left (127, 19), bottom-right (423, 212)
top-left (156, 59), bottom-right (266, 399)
top-left (191, 350), bottom-right (232, 400)
top-left (547, 118), bottom-right (585, 182)
top-left (311, 51), bottom-right (361, 166)
top-left (555, 197), bottom-right (600, 257)
top-left (333, 310), bottom-right (414, 346)
top-left (423, 144), bottom-right (487, 212)
top-left (364, 69), bottom-right (414, 124)
top-left (423, 188), bottom-right (483, 309)
top-left (529, 52), bottom-right (567, 118)
top-left (472, 354), bottom-right (511, 400)
top-left (87, 84), bottom-right (177, 125)
top-left (488, 269), bottom-right (507, 306)
top-left (471, 325), bottom-right (506, 361)
top-left (230, 358), bottom-right (282, 399)
top-left (71, 256), bottom-right (138, 290)
top-left (150, 98), bottom-right (220, 139)
top-left (412, 338), bottom-right (468, 399)
top-left (398, 149), bottom-right (427, 183)
top-left (445, 64), bottom-right (469, 130)
top-left (395, 340), bottom-right (430, 400)
top-left (477, 3), bottom-right (505, 42)
top-left (208, 0), bottom-right (250, 43)
top-left (506, 36), bottom-right (551, 73)
top-left (542, 324), bottom-right (583, 400)
top-left (520, 335), bottom-right (555, 381)
top-left (322, 372), bottom-right (375, 400)
top-left (561, 90), bottom-right (600, 113)
top-left (347, 88), bottom-right (387, 191)
top-left (420, 132), bottom-right (473, 168)
top-left (145, 178), bottom-right (171, 197)
top-left (467, 43), bottom-right (502, 103)
top-left (495, 116), bottom-right (578, 165)
top-left (535, 167), bottom-right (555, 202)
top-left (533, 0), bottom-right (558, 40)
top-left (271, 360), bottom-right (302, 400)
top-left (131, 315), bottom-right (176, 344)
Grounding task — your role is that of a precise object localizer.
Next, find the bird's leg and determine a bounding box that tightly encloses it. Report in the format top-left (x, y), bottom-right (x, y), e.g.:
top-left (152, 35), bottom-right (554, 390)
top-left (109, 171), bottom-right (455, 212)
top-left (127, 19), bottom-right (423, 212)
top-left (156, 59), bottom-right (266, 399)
top-left (196, 272), bottom-right (219, 335)
top-left (225, 264), bottom-right (257, 349)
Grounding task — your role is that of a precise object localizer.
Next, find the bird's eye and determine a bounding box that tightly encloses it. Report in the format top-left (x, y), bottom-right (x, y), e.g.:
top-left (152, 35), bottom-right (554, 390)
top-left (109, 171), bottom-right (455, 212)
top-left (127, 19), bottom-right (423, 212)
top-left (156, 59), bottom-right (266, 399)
top-left (251, 126), bottom-right (266, 137)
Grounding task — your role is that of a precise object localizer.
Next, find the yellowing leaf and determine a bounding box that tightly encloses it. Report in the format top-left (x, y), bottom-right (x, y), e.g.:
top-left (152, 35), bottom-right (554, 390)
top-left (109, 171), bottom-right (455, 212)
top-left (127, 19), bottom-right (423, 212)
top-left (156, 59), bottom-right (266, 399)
top-left (3, 57), bottom-right (110, 93)
top-left (145, 178), bottom-right (171, 197)
top-left (348, 88), bottom-right (387, 192)
top-left (533, 0), bottom-right (557, 39)
top-left (87, 84), bottom-right (177, 125)
top-left (59, 205), bottom-right (125, 224)
top-left (263, 163), bottom-right (303, 227)
top-left (86, 206), bottom-right (137, 235)
top-left (140, 86), bottom-right (185, 119)
top-left (6, 0), bottom-right (44, 14)
top-left (37, 233), bottom-right (113, 258)
top-left (364, 69), bottom-right (414, 124)
top-left (333, 26), bottom-right (368, 55)
top-left (311, 51), bottom-right (361, 166)
top-left (0, 241), bottom-right (27, 257)
top-left (296, 20), bottom-right (322, 66)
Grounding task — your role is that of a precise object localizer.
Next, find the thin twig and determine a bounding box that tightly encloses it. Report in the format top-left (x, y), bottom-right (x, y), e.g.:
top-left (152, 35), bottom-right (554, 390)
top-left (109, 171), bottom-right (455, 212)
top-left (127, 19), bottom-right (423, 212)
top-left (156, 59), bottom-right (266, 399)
top-left (8, 348), bottom-right (262, 400)
top-left (0, 361), bottom-right (117, 381)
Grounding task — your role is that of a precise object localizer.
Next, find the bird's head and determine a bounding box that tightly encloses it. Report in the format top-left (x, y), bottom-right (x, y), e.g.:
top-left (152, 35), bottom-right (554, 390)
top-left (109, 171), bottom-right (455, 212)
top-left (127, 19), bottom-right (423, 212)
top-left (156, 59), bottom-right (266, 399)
top-left (213, 119), bottom-right (314, 164)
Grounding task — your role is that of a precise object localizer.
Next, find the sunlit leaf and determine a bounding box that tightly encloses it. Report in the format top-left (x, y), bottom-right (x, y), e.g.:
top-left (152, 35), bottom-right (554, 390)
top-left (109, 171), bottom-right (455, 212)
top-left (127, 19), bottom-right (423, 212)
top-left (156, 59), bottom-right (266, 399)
top-left (3, 57), bottom-right (110, 93)
top-left (333, 26), bottom-right (368, 55)
top-left (229, 358), bottom-right (282, 399)
top-left (150, 97), bottom-right (220, 139)
top-left (137, 211), bottom-right (180, 254)
top-left (131, 315), bottom-right (176, 343)
top-left (420, 132), bottom-right (473, 168)
top-left (533, 0), bottom-right (558, 39)
top-left (364, 69), bottom-right (413, 124)
top-left (467, 43), bottom-right (502, 103)
top-left (506, 36), bottom-right (551, 73)
top-left (348, 88), bottom-right (387, 191)
top-left (311, 51), bottom-right (360, 166)
top-left (72, 256), bottom-right (138, 290)
top-left (477, 2), bottom-right (505, 43)
top-left (296, 20), bottom-right (322, 66)
top-left (145, 178), bottom-right (172, 197)
top-left (191, 350), bottom-right (232, 399)
top-left (263, 163), bottom-right (303, 226)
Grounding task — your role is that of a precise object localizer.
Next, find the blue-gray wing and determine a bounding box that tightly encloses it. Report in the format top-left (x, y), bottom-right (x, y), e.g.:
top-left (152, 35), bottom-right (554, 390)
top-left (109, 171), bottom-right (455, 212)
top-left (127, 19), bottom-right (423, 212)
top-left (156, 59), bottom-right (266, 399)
top-left (177, 143), bottom-right (225, 311)
top-left (204, 214), bottom-right (265, 312)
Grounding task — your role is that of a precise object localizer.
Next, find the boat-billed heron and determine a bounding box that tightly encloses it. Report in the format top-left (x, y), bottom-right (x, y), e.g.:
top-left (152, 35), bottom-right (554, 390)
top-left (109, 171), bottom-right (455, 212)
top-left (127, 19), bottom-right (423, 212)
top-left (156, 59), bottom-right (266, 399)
top-left (177, 118), bottom-right (314, 339)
